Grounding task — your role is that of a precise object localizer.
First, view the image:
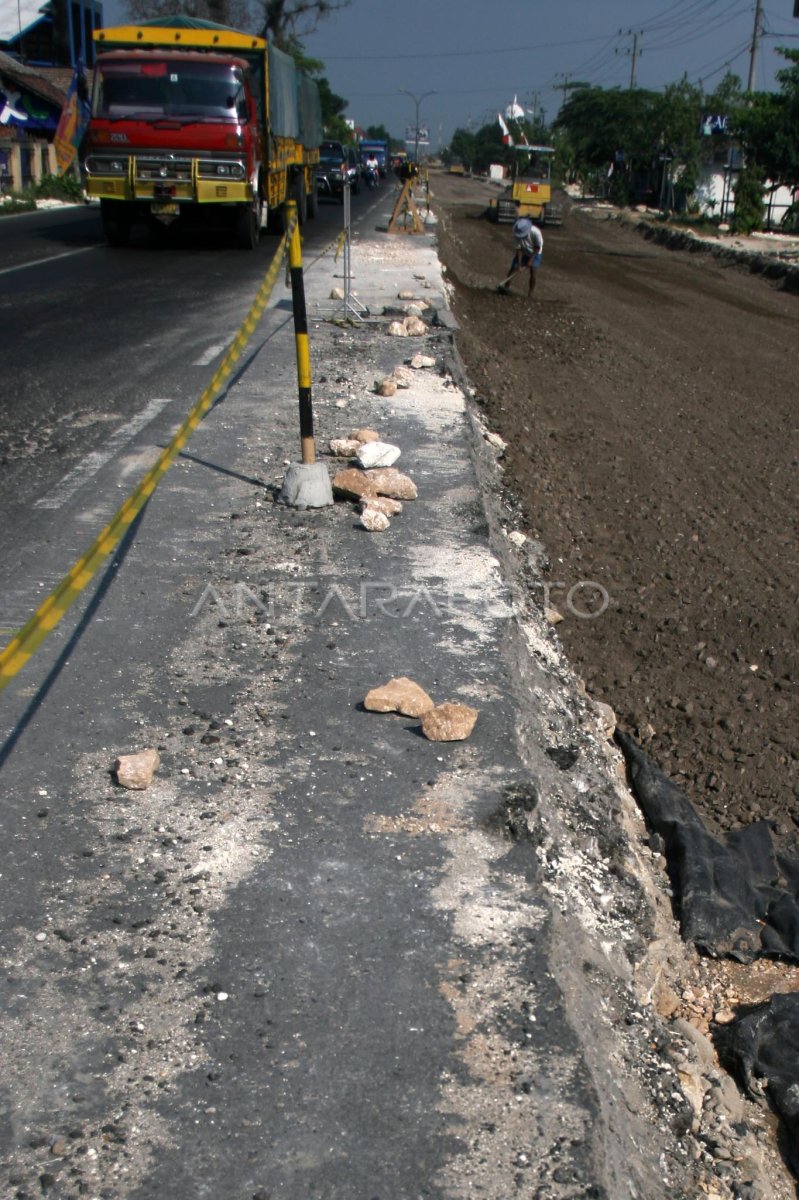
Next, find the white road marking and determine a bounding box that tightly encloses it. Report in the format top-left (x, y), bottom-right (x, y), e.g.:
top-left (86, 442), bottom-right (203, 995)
top-left (192, 340), bottom-right (230, 366)
top-left (34, 397), bottom-right (175, 510)
top-left (0, 245), bottom-right (98, 278)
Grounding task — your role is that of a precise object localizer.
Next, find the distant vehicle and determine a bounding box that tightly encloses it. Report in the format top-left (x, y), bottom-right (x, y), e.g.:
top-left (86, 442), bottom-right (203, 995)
top-left (358, 138), bottom-right (389, 178)
top-left (317, 139), bottom-right (361, 202)
top-left (344, 145), bottom-right (361, 193)
top-left (448, 159), bottom-right (466, 175)
top-left (487, 145), bottom-right (563, 226)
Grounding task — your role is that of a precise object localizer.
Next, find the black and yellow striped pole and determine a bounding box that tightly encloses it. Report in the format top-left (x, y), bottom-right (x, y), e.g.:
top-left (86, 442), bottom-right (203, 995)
top-left (0, 230), bottom-right (290, 692)
top-left (278, 201), bottom-right (333, 509)
top-left (285, 200), bottom-right (315, 465)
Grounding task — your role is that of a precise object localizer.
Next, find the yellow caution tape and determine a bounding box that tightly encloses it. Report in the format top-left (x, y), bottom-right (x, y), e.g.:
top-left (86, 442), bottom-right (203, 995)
top-left (0, 219), bottom-right (297, 692)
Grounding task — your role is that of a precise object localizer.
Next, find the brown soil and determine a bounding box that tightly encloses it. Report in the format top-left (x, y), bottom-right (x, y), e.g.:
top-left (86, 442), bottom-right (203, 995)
top-left (432, 171), bottom-right (798, 842)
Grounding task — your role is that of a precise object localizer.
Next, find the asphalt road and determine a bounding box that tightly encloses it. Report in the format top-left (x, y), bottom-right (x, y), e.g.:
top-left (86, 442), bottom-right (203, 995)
top-left (0, 190), bottom-right (378, 635)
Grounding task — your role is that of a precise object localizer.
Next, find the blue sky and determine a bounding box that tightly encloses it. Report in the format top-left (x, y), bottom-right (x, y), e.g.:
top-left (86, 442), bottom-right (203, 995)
top-left (300, 0), bottom-right (799, 147)
top-left (99, 0), bottom-right (799, 148)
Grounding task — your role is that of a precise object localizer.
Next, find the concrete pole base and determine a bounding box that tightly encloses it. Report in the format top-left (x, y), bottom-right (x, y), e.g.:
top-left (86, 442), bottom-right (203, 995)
top-left (278, 461), bottom-right (334, 509)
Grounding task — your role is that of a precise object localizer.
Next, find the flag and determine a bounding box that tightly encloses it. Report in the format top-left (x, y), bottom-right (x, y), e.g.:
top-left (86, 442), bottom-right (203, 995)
top-left (497, 113), bottom-right (513, 146)
top-left (54, 60), bottom-right (90, 175)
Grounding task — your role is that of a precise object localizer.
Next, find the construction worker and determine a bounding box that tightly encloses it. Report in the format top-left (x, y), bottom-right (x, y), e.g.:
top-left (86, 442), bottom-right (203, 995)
top-left (499, 203), bottom-right (544, 296)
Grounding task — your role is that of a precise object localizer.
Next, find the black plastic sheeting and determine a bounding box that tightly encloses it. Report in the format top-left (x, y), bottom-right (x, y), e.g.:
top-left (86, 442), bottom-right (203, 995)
top-left (717, 992), bottom-right (799, 1166)
top-left (616, 731), bottom-right (799, 963)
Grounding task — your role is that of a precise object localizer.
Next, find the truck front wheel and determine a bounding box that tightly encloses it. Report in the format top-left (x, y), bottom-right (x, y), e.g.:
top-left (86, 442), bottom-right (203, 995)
top-left (101, 199), bottom-right (132, 247)
top-left (235, 192), bottom-right (262, 249)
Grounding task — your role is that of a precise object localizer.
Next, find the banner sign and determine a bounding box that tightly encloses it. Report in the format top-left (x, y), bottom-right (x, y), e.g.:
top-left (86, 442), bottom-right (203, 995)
top-left (54, 61), bottom-right (91, 174)
top-left (701, 114), bottom-right (729, 136)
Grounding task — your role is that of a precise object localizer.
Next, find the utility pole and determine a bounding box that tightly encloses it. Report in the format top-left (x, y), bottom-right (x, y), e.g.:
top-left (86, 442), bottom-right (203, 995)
top-left (747, 0), bottom-right (764, 91)
top-left (630, 30), bottom-right (641, 88)
top-left (554, 73), bottom-right (572, 108)
top-left (618, 29), bottom-right (643, 89)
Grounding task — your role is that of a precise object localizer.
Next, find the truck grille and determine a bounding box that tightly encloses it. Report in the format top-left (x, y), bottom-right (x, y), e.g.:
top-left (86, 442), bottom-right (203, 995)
top-left (136, 156), bottom-right (193, 183)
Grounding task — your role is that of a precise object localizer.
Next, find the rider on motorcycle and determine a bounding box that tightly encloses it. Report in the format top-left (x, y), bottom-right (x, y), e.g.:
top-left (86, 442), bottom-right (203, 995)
top-left (364, 154), bottom-right (380, 188)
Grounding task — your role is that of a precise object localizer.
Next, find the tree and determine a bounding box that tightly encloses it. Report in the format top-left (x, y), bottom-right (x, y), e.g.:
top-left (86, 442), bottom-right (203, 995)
top-left (448, 128), bottom-right (477, 172)
top-left (315, 75), bottom-right (349, 139)
top-left (125, 0), bottom-right (253, 29)
top-left (734, 49), bottom-right (799, 229)
top-left (259, 0), bottom-right (351, 48)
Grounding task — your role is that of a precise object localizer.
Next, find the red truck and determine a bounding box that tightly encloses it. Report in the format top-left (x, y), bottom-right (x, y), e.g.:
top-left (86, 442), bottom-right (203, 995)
top-left (83, 17), bottom-right (322, 247)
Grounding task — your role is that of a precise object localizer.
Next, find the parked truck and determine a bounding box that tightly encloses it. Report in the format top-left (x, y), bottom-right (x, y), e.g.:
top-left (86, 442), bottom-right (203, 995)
top-left (83, 16), bottom-right (322, 247)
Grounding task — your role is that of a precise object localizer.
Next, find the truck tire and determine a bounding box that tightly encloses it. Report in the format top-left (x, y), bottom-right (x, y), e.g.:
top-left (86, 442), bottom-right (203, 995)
top-left (236, 187), bottom-right (263, 249)
top-left (307, 172), bottom-right (318, 219)
top-left (266, 203), bottom-right (285, 235)
top-left (294, 172), bottom-right (307, 225)
top-left (101, 199), bottom-right (132, 247)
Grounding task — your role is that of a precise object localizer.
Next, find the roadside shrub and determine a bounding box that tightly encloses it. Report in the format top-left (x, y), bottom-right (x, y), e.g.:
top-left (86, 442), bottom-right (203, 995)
top-left (732, 163), bottom-right (765, 234)
top-left (0, 193), bottom-right (36, 215)
top-left (36, 172), bottom-right (83, 202)
top-left (781, 201), bottom-right (799, 235)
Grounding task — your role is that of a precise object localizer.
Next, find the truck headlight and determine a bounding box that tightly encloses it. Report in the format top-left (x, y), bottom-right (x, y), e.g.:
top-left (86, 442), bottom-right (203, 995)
top-left (198, 160), bottom-right (246, 180)
top-left (85, 155), bottom-right (127, 175)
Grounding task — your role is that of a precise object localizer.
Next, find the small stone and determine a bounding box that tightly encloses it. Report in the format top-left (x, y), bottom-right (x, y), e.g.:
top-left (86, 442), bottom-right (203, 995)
top-left (713, 1008), bottom-right (735, 1025)
top-left (331, 468), bottom-right (379, 501)
top-left (359, 508), bottom-right (391, 532)
top-left (655, 986), bottom-right (681, 1019)
top-left (391, 366), bottom-right (413, 389)
top-left (398, 290), bottom-right (417, 300)
top-left (114, 748), bottom-right (160, 790)
top-left (358, 495), bottom-right (402, 517)
top-left (403, 315), bottom-right (427, 336)
top-left (366, 467), bottom-right (417, 500)
top-left (351, 427), bottom-right (380, 443)
top-left (356, 441), bottom-right (401, 469)
top-left (50, 1136), bottom-right (69, 1157)
top-left (409, 353), bottom-right (436, 369)
top-left (508, 530), bottom-right (526, 547)
top-left (387, 320), bottom-right (408, 337)
top-left (420, 702), bottom-right (479, 742)
top-left (330, 286), bottom-right (345, 300)
top-left (377, 377), bottom-right (398, 397)
top-left (329, 437), bottom-right (360, 458)
top-left (545, 607), bottom-right (564, 625)
top-left (592, 700), bottom-right (617, 739)
top-left (486, 431), bottom-right (508, 452)
top-left (364, 677), bottom-right (434, 718)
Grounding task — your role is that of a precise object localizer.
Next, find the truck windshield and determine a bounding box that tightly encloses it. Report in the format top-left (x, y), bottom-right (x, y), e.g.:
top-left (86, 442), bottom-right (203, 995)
top-left (93, 60), bottom-right (248, 120)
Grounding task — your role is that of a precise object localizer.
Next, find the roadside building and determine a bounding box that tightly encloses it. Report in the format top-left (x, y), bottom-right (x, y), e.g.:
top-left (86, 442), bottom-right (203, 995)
top-left (0, 0), bottom-right (102, 190)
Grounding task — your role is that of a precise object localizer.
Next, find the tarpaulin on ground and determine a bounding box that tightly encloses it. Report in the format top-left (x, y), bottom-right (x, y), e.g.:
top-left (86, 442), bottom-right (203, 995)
top-left (616, 731), bottom-right (799, 963)
top-left (717, 992), bottom-right (799, 1165)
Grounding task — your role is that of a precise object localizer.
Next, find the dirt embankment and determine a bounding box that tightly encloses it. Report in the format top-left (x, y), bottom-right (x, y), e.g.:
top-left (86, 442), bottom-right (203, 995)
top-left (432, 172), bottom-right (798, 844)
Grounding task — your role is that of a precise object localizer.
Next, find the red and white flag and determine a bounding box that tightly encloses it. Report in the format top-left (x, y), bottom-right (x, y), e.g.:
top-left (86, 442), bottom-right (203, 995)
top-left (497, 113), bottom-right (513, 146)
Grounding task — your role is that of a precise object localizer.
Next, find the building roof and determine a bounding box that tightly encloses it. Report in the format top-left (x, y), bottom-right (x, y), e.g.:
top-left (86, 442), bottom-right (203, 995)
top-left (0, 0), bottom-right (49, 46)
top-left (0, 47), bottom-right (67, 105)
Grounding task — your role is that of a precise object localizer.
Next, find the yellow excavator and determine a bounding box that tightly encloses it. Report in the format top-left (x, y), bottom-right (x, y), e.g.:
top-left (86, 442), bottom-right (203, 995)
top-left (488, 145), bottom-right (563, 226)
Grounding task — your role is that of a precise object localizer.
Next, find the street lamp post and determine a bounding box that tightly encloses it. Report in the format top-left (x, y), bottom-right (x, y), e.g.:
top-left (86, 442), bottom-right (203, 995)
top-left (401, 89), bottom-right (436, 164)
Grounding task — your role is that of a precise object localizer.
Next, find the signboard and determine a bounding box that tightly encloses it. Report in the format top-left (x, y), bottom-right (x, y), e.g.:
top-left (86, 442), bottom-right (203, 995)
top-left (701, 114), bottom-right (728, 136)
top-left (405, 126), bottom-right (429, 145)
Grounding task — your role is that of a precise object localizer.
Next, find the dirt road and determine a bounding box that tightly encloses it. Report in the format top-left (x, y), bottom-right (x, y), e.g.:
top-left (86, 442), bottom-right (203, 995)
top-left (432, 171), bottom-right (798, 842)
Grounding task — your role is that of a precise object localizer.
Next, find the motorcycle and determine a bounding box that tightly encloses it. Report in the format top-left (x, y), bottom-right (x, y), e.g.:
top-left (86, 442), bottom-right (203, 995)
top-left (363, 163), bottom-right (379, 189)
